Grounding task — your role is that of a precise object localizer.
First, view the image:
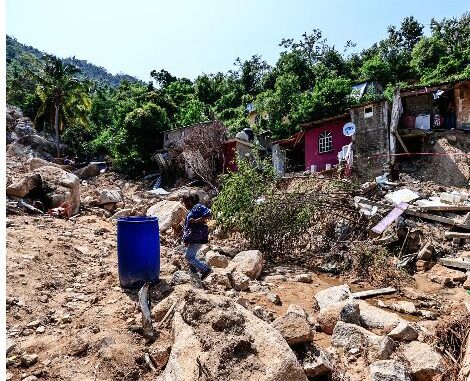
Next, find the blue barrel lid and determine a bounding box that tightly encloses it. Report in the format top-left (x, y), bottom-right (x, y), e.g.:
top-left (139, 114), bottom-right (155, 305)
top-left (117, 216), bottom-right (159, 223)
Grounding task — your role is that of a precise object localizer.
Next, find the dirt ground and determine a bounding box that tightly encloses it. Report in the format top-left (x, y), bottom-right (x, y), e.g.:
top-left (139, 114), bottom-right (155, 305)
top-left (6, 207), bottom-right (469, 380)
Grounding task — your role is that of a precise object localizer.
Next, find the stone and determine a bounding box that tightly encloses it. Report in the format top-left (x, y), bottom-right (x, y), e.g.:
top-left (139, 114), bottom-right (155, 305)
top-left (267, 293), bottom-right (281, 305)
top-left (387, 321), bottom-right (418, 341)
top-left (20, 354), bottom-right (38, 367)
top-left (228, 250), bottom-right (264, 280)
top-left (159, 290), bottom-right (308, 381)
top-left (230, 272), bottom-right (250, 291)
top-left (402, 341), bottom-right (444, 381)
top-left (69, 338), bottom-right (89, 356)
top-left (464, 275), bottom-right (470, 290)
top-left (357, 300), bottom-right (402, 331)
top-left (73, 164), bottom-right (101, 179)
top-left (294, 273), bottom-right (312, 283)
top-left (314, 285), bottom-right (351, 311)
top-left (272, 305), bottom-right (313, 345)
top-left (171, 270), bottom-right (192, 285)
top-left (146, 200), bottom-right (186, 233)
top-left (205, 251), bottom-right (229, 268)
top-left (369, 360), bottom-right (411, 381)
top-left (332, 322), bottom-right (395, 361)
top-left (150, 346), bottom-right (171, 370)
top-left (386, 301), bottom-right (417, 315)
top-left (32, 166), bottom-right (80, 214)
top-left (166, 187), bottom-right (211, 205)
top-left (252, 305), bottom-right (275, 322)
top-left (302, 346), bottom-right (332, 378)
top-left (28, 157), bottom-right (64, 171)
top-left (6, 339), bottom-right (15, 356)
top-left (35, 326), bottom-right (45, 334)
top-left (62, 313), bottom-right (72, 323)
top-left (27, 320), bottom-right (41, 328)
top-left (264, 274), bottom-right (287, 283)
top-left (22, 376), bottom-right (38, 381)
top-left (417, 242), bottom-right (433, 260)
top-left (98, 188), bottom-right (122, 205)
top-left (111, 208), bottom-right (133, 219)
top-left (317, 301), bottom-right (361, 335)
top-left (6, 173), bottom-right (42, 198)
top-left (204, 269), bottom-right (232, 290)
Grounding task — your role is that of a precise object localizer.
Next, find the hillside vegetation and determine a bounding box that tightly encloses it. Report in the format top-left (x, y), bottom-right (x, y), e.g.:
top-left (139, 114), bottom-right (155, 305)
top-left (6, 13), bottom-right (470, 175)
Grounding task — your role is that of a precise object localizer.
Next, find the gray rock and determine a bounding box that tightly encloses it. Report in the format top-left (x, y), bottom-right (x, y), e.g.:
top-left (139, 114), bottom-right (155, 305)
top-left (6, 173), bottom-right (42, 198)
top-left (205, 251), bottom-right (229, 268)
top-left (267, 292), bottom-right (281, 305)
top-left (146, 200), bottom-right (186, 233)
top-left (171, 270), bottom-right (192, 285)
top-left (204, 269), bottom-right (232, 290)
top-left (369, 360), bottom-right (411, 381)
top-left (98, 188), bottom-right (122, 205)
top-left (228, 250), bottom-right (264, 280)
top-left (294, 273), bottom-right (312, 283)
top-left (357, 300), bottom-right (403, 331)
top-left (272, 305), bottom-right (313, 345)
top-left (302, 347), bottom-right (332, 378)
top-left (20, 353), bottom-right (38, 367)
top-left (314, 285), bottom-right (351, 311)
top-left (402, 341), bottom-right (444, 381)
top-left (332, 322), bottom-right (395, 361)
top-left (264, 274), bottom-right (287, 283)
top-left (111, 208), bottom-right (133, 219)
top-left (74, 164), bottom-right (101, 179)
top-left (230, 271), bottom-right (250, 291)
top-left (387, 321), bottom-right (418, 341)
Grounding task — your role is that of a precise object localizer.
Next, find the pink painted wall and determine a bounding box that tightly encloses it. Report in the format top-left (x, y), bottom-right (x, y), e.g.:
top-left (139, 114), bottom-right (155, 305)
top-left (304, 117), bottom-right (352, 171)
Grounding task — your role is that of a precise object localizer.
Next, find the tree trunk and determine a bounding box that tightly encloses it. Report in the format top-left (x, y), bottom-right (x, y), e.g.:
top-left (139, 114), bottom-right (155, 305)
top-left (54, 103), bottom-right (60, 158)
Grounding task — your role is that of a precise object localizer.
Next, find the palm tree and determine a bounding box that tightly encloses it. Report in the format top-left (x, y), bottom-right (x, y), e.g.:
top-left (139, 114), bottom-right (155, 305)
top-left (34, 55), bottom-right (91, 157)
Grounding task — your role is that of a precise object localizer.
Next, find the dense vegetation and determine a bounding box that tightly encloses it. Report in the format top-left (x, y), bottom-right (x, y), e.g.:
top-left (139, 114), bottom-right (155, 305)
top-left (6, 12), bottom-right (470, 175)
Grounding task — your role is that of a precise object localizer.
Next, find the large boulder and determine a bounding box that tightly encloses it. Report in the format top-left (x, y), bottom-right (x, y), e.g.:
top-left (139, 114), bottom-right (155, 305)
top-left (332, 322), bottom-right (395, 361)
top-left (317, 300), bottom-right (362, 335)
top-left (32, 165), bottom-right (80, 214)
top-left (314, 285), bottom-right (351, 311)
top-left (369, 360), bottom-right (411, 381)
top-left (28, 157), bottom-right (65, 171)
top-left (228, 250), bottom-right (264, 280)
top-left (272, 305), bottom-right (313, 345)
top-left (357, 300), bottom-right (403, 331)
top-left (147, 200), bottom-right (186, 233)
top-left (6, 173), bottom-right (42, 198)
top-left (387, 321), bottom-right (418, 342)
top-left (74, 164), bottom-right (101, 179)
top-left (159, 290), bottom-right (308, 381)
top-left (402, 341), bottom-right (444, 381)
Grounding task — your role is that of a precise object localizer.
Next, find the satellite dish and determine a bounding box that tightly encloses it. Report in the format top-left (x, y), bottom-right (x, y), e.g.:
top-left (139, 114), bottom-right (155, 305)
top-left (343, 122), bottom-right (356, 137)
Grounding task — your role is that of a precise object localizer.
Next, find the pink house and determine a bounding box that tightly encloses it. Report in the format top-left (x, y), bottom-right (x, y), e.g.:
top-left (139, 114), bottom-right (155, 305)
top-left (302, 113), bottom-right (352, 172)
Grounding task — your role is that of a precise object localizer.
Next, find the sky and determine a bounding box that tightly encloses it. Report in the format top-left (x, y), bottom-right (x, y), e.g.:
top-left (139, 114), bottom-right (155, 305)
top-left (5, 0), bottom-right (470, 82)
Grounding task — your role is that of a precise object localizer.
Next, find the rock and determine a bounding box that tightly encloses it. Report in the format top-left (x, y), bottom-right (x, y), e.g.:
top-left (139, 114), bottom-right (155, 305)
top-left (167, 187), bottom-right (211, 205)
top-left (171, 270), bottom-right (192, 285)
top-left (28, 157), bottom-right (64, 171)
top-left (73, 164), bottom-right (100, 179)
top-left (62, 313), bottom-right (72, 323)
top-left (369, 360), bottom-right (411, 381)
top-left (252, 305), bottom-right (275, 322)
top-left (228, 250), bottom-right (264, 280)
top-left (332, 322), bottom-right (395, 361)
top-left (159, 290), bottom-right (308, 381)
top-left (314, 285), bottom-right (351, 311)
top-left (6, 339), bottom-right (15, 356)
top-left (294, 274), bottom-right (312, 283)
top-left (98, 188), bottom-right (122, 205)
top-left (299, 345), bottom-right (332, 378)
top-left (386, 301), bottom-right (417, 315)
top-left (357, 300), bottom-right (402, 331)
top-left (27, 320), bottom-right (41, 328)
top-left (317, 301), bottom-right (361, 335)
top-left (6, 173), bottom-right (42, 198)
top-left (272, 305), bottom-right (313, 345)
top-left (267, 293), bottom-right (281, 305)
top-left (22, 376), bottom-right (38, 381)
top-left (20, 354), bottom-right (38, 367)
top-left (402, 341), bottom-right (444, 381)
top-left (417, 242), bottom-right (433, 260)
top-left (111, 208), bottom-right (133, 219)
top-left (146, 200), bottom-right (186, 233)
top-left (230, 271), bottom-right (250, 291)
top-left (204, 269), bottom-right (232, 290)
top-left (32, 166), bottom-right (80, 214)
top-left (69, 338), bottom-right (89, 356)
top-left (464, 276), bottom-right (470, 290)
top-left (387, 321), bottom-right (418, 341)
top-left (211, 245), bottom-right (238, 258)
top-left (264, 274), bottom-right (287, 283)
top-left (35, 326), bottom-right (45, 334)
top-left (150, 346), bottom-right (171, 370)
top-left (205, 251), bottom-right (229, 268)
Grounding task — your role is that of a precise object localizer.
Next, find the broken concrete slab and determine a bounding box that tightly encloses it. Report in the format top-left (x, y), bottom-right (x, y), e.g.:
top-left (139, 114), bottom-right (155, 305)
top-left (385, 189), bottom-right (420, 205)
top-left (314, 285), bottom-right (351, 311)
top-left (351, 287), bottom-right (396, 299)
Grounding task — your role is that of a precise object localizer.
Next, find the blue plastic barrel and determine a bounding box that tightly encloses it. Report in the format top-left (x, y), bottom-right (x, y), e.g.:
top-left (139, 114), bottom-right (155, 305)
top-left (117, 216), bottom-right (160, 288)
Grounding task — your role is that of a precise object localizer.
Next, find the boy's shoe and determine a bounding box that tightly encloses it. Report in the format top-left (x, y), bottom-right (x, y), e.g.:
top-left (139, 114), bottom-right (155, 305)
top-left (200, 268), bottom-right (213, 280)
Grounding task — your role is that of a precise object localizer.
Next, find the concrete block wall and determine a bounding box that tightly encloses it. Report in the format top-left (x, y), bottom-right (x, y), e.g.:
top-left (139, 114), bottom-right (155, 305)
top-left (401, 94), bottom-right (433, 116)
top-left (455, 82), bottom-right (470, 129)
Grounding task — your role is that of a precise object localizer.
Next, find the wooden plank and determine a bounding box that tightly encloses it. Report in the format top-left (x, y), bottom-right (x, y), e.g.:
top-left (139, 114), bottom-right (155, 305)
top-left (437, 258), bottom-right (470, 271)
top-left (418, 205), bottom-right (470, 212)
top-left (351, 287), bottom-right (397, 299)
top-left (371, 202), bottom-right (408, 234)
top-left (394, 131), bottom-right (409, 153)
top-left (445, 231), bottom-right (470, 239)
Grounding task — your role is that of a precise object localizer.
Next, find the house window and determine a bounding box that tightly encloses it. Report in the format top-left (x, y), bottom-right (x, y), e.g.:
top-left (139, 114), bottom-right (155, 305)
top-left (318, 131), bottom-right (332, 153)
top-left (364, 106), bottom-right (374, 118)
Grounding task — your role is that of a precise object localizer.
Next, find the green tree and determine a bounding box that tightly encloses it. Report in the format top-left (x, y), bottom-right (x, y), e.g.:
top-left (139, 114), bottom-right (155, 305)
top-left (34, 55), bottom-right (91, 157)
